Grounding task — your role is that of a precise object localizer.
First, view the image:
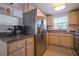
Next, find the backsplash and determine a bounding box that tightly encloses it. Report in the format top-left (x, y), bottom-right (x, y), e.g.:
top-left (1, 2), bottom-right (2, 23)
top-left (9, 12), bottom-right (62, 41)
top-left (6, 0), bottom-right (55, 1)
top-left (0, 25), bottom-right (13, 32)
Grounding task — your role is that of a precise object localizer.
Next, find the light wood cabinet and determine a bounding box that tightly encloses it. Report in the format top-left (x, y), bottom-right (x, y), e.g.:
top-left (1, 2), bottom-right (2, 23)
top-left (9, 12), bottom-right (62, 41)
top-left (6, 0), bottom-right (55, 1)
top-left (23, 3), bottom-right (35, 13)
top-left (0, 36), bottom-right (34, 56)
top-left (28, 4), bottom-right (35, 11)
top-left (60, 34), bottom-right (74, 48)
top-left (69, 11), bottom-right (79, 25)
top-left (26, 43), bottom-right (34, 56)
top-left (25, 37), bottom-right (34, 56)
top-left (9, 47), bottom-right (25, 56)
top-left (37, 9), bottom-right (46, 19)
top-left (48, 33), bottom-right (59, 45)
top-left (46, 16), bottom-right (54, 26)
top-left (47, 32), bottom-right (74, 48)
top-left (8, 40), bottom-right (25, 54)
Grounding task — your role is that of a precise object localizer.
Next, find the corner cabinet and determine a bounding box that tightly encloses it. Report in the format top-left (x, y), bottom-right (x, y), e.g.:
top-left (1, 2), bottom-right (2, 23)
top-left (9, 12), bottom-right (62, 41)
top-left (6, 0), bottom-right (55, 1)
top-left (0, 36), bottom-right (34, 56)
top-left (69, 11), bottom-right (79, 25)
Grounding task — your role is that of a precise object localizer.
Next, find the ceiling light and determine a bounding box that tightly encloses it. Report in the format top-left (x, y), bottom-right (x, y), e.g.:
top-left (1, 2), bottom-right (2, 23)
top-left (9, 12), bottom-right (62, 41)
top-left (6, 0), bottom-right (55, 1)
top-left (53, 3), bottom-right (66, 11)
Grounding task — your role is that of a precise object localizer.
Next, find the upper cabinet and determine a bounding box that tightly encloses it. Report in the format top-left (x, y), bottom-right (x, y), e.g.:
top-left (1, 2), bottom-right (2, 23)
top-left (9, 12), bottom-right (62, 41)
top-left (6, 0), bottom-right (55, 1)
top-left (46, 15), bottom-right (53, 26)
top-left (69, 11), bottom-right (79, 25)
top-left (23, 3), bottom-right (46, 19)
top-left (0, 14), bottom-right (18, 25)
top-left (37, 9), bottom-right (46, 19)
top-left (23, 3), bottom-right (36, 13)
top-left (12, 8), bottom-right (23, 18)
top-left (0, 4), bottom-right (24, 25)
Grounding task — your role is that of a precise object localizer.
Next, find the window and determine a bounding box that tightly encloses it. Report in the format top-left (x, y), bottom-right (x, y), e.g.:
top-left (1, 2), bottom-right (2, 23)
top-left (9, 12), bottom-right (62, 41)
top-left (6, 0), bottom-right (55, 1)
top-left (54, 15), bottom-right (68, 30)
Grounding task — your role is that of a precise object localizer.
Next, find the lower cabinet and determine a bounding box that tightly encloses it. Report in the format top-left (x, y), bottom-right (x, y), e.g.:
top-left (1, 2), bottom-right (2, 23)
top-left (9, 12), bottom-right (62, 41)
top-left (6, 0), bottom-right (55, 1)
top-left (47, 32), bottom-right (74, 48)
top-left (26, 43), bottom-right (34, 56)
top-left (49, 35), bottom-right (59, 45)
top-left (0, 36), bottom-right (34, 56)
top-left (59, 35), bottom-right (74, 48)
top-left (48, 33), bottom-right (59, 45)
top-left (9, 47), bottom-right (25, 56)
top-left (25, 37), bottom-right (34, 56)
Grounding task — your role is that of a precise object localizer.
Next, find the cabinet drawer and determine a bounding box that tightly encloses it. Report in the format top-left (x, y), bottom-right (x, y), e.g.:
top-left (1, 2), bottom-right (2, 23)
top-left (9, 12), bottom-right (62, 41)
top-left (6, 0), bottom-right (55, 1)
top-left (9, 47), bottom-right (25, 56)
top-left (8, 40), bottom-right (25, 53)
top-left (26, 37), bottom-right (34, 45)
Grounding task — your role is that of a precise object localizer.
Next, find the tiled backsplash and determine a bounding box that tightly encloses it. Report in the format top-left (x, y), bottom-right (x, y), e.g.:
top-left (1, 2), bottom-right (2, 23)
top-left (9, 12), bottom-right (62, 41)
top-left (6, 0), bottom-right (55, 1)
top-left (0, 25), bottom-right (13, 32)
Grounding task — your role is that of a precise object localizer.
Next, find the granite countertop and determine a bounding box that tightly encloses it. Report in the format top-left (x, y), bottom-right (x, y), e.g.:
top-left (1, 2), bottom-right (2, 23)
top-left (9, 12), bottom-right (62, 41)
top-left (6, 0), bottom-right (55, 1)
top-left (0, 35), bottom-right (34, 43)
top-left (47, 30), bottom-right (75, 34)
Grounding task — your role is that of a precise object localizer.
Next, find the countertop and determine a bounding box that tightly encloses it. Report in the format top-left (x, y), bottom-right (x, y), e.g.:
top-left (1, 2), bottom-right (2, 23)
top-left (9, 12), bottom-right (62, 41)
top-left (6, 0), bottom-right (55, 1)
top-left (0, 35), bottom-right (34, 43)
top-left (47, 30), bottom-right (75, 34)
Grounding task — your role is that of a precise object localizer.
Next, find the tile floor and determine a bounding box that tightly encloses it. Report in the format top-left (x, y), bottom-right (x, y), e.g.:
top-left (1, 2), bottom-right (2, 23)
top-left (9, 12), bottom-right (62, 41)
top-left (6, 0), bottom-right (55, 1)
top-left (43, 45), bottom-right (76, 56)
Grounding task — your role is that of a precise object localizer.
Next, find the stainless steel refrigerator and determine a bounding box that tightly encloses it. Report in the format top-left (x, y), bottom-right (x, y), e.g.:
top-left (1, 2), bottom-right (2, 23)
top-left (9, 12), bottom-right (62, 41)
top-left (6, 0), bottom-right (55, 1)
top-left (35, 19), bottom-right (47, 56)
top-left (23, 9), bottom-right (47, 56)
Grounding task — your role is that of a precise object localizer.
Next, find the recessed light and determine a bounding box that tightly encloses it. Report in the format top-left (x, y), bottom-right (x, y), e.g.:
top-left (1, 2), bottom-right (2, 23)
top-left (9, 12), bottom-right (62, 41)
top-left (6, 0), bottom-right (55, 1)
top-left (53, 3), bottom-right (66, 11)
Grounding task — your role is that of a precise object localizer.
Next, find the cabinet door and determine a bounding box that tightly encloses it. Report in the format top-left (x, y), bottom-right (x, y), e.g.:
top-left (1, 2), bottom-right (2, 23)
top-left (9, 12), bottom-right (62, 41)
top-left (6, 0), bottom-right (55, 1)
top-left (46, 16), bottom-right (53, 26)
top-left (26, 43), bottom-right (34, 56)
top-left (60, 35), bottom-right (74, 48)
top-left (9, 47), bottom-right (25, 56)
top-left (37, 9), bottom-right (46, 19)
top-left (69, 11), bottom-right (79, 25)
top-left (8, 40), bottom-right (25, 54)
top-left (25, 37), bottom-right (34, 56)
top-left (48, 33), bottom-right (59, 45)
top-left (23, 4), bottom-right (29, 12)
top-left (23, 4), bottom-right (35, 12)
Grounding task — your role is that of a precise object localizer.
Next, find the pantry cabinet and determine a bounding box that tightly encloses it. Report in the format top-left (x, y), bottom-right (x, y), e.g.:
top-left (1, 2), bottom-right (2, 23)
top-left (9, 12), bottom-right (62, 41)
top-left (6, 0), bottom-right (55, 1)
top-left (69, 11), bottom-right (79, 25)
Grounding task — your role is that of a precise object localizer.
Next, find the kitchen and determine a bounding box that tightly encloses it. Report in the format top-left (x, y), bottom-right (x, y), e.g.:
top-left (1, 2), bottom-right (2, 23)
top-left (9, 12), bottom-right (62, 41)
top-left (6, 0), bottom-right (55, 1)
top-left (0, 3), bottom-right (79, 56)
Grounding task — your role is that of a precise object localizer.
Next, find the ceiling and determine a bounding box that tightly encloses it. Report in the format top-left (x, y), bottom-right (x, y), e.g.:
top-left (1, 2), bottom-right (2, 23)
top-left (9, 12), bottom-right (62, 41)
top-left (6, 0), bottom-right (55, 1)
top-left (31, 3), bottom-right (79, 15)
